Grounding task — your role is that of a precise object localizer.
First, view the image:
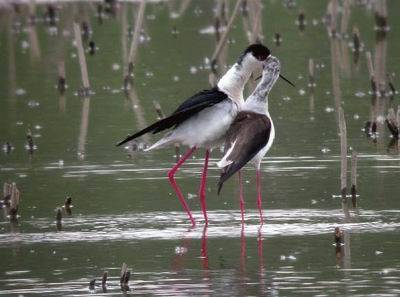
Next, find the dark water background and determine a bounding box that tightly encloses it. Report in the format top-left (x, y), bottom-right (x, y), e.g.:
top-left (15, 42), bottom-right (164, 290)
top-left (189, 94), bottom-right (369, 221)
top-left (1, 0), bottom-right (400, 296)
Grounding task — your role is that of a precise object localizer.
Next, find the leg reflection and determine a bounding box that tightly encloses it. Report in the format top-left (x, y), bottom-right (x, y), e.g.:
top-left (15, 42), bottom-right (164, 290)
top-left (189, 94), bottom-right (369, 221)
top-left (171, 227), bottom-right (193, 272)
top-left (201, 225), bottom-right (209, 269)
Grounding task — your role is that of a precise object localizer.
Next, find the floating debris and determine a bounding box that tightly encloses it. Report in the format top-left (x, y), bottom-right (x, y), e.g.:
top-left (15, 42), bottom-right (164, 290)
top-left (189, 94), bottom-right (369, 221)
top-left (325, 106), bottom-right (334, 113)
top-left (273, 33), bottom-right (282, 46)
top-left (2, 142), bottom-right (14, 154)
top-left (112, 63), bottom-right (121, 71)
top-left (189, 66), bottom-right (198, 74)
top-left (187, 193), bottom-right (197, 200)
top-left (354, 91), bottom-right (366, 98)
top-left (280, 254), bottom-right (297, 261)
top-left (101, 271), bottom-right (108, 287)
top-left (63, 196), bottom-right (73, 215)
top-left (89, 279), bottom-right (96, 290)
top-left (15, 88), bottom-right (27, 96)
top-left (88, 40), bottom-right (96, 55)
top-left (296, 9), bottom-right (306, 31)
top-left (321, 147), bottom-right (331, 154)
top-left (27, 100), bottom-right (40, 108)
top-left (25, 129), bottom-right (37, 153)
top-left (175, 246), bottom-right (188, 255)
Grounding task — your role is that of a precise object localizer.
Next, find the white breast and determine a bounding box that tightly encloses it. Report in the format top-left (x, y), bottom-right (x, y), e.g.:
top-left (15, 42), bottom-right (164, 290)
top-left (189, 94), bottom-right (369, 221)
top-left (171, 100), bottom-right (239, 148)
top-left (252, 116), bottom-right (275, 169)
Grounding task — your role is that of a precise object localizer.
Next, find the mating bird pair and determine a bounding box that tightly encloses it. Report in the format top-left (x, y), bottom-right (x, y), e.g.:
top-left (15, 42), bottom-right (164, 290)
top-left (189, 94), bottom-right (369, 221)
top-left (118, 44), bottom-right (292, 226)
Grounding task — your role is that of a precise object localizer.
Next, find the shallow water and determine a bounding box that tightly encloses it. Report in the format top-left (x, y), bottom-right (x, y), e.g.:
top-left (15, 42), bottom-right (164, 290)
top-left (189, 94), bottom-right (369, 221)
top-left (1, 0), bottom-right (400, 296)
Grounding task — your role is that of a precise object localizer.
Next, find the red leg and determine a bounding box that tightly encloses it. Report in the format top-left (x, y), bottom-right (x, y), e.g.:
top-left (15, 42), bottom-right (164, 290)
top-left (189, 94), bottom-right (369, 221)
top-left (199, 149), bottom-right (210, 225)
top-left (201, 225), bottom-right (209, 269)
top-left (256, 170), bottom-right (264, 225)
top-left (240, 224), bottom-right (246, 273)
top-left (168, 147), bottom-right (197, 226)
top-left (238, 170), bottom-right (245, 224)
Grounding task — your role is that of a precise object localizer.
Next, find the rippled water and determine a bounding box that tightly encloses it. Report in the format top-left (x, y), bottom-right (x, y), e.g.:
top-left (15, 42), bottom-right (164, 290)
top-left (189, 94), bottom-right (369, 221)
top-left (1, 0), bottom-right (400, 296)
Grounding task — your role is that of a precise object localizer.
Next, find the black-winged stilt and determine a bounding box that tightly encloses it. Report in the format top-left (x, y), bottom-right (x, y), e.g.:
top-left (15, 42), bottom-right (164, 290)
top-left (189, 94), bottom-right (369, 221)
top-left (217, 55), bottom-right (282, 225)
top-left (117, 44), bottom-right (271, 226)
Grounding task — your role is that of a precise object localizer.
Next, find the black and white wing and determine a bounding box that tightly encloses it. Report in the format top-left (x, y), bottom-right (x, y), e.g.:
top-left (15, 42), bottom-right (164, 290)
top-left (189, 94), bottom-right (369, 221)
top-left (117, 87), bottom-right (228, 146)
top-left (217, 111), bottom-right (271, 194)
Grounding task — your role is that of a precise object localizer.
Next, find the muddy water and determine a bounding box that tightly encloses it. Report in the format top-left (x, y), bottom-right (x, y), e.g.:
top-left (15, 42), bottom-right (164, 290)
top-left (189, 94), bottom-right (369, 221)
top-left (1, 1), bottom-right (400, 296)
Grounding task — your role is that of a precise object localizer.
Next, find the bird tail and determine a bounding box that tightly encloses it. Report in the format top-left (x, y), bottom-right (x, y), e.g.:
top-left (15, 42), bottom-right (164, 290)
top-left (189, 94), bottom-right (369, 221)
top-left (144, 136), bottom-right (173, 152)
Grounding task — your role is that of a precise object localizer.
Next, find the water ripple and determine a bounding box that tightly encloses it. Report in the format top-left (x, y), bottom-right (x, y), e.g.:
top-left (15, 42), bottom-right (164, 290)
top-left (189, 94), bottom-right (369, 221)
top-left (1, 209), bottom-right (399, 245)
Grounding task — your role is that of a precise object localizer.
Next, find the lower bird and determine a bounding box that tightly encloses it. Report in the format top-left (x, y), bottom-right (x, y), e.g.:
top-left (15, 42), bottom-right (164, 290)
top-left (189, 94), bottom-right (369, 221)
top-left (117, 44), bottom-right (272, 226)
top-left (217, 55), bottom-right (282, 225)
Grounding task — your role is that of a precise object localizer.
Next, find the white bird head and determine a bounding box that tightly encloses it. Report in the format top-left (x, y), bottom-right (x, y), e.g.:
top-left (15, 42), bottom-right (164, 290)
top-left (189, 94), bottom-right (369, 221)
top-left (218, 44), bottom-right (271, 106)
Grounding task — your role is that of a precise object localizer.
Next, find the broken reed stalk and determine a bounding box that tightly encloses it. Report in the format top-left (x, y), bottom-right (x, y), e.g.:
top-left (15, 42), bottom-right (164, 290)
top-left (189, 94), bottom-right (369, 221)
top-left (308, 58), bottom-right (315, 88)
top-left (387, 73), bottom-right (396, 96)
top-left (350, 151), bottom-right (358, 207)
top-left (334, 226), bottom-right (343, 244)
top-left (329, 0), bottom-right (338, 36)
top-left (73, 22), bottom-right (91, 160)
top-left (63, 196), bottom-right (72, 215)
top-left (26, 128), bottom-right (34, 152)
top-left (102, 271), bottom-right (108, 287)
top-left (3, 182), bottom-right (12, 206)
top-left (126, 0), bottom-right (146, 78)
top-left (73, 22), bottom-right (90, 94)
top-left (28, 0), bottom-right (41, 60)
top-left (9, 183), bottom-right (20, 220)
top-left (152, 100), bottom-right (165, 119)
top-left (352, 26), bottom-right (360, 64)
top-left (353, 27), bottom-right (360, 53)
top-left (57, 60), bottom-right (66, 94)
top-left (120, 262), bottom-right (131, 290)
top-left (340, 0), bottom-right (350, 34)
top-left (120, 262), bottom-right (128, 284)
top-left (338, 107), bottom-right (347, 200)
top-left (386, 108), bottom-right (399, 139)
top-left (249, 0), bottom-right (262, 43)
top-left (211, 0), bottom-right (242, 64)
top-left (89, 279), bottom-right (96, 290)
top-left (366, 51), bottom-right (377, 94)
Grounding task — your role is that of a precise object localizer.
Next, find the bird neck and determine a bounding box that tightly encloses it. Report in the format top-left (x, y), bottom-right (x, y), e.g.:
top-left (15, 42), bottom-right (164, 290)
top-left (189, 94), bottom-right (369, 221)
top-left (217, 56), bottom-right (259, 106)
top-left (244, 71), bottom-right (279, 114)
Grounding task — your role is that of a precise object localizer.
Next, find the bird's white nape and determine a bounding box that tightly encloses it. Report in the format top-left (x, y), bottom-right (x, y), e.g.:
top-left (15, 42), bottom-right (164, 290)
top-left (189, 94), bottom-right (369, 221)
top-left (217, 53), bottom-right (262, 106)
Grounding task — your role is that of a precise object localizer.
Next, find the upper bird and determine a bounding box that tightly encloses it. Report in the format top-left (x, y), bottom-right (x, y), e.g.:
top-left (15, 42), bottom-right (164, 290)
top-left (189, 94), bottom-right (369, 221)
top-left (217, 55), bottom-right (281, 225)
top-left (117, 44), bottom-right (271, 226)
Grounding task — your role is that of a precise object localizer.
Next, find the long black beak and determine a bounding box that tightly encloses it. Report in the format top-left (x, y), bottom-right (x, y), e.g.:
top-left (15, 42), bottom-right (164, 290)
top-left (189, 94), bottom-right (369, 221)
top-left (279, 74), bottom-right (295, 87)
top-left (255, 74), bottom-right (296, 87)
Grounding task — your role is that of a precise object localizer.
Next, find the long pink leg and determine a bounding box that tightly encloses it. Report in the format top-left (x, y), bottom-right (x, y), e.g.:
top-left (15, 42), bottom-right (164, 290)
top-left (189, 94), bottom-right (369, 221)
top-left (168, 147), bottom-right (197, 226)
top-left (256, 170), bottom-right (264, 225)
top-left (238, 170), bottom-right (245, 224)
top-left (198, 149), bottom-right (210, 225)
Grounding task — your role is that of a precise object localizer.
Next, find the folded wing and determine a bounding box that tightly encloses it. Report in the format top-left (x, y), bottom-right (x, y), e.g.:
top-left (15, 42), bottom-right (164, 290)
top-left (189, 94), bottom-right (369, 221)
top-left (217, 111), bottom-right (271, 194)
top-left (117, 87), bottom-right (228, 146)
